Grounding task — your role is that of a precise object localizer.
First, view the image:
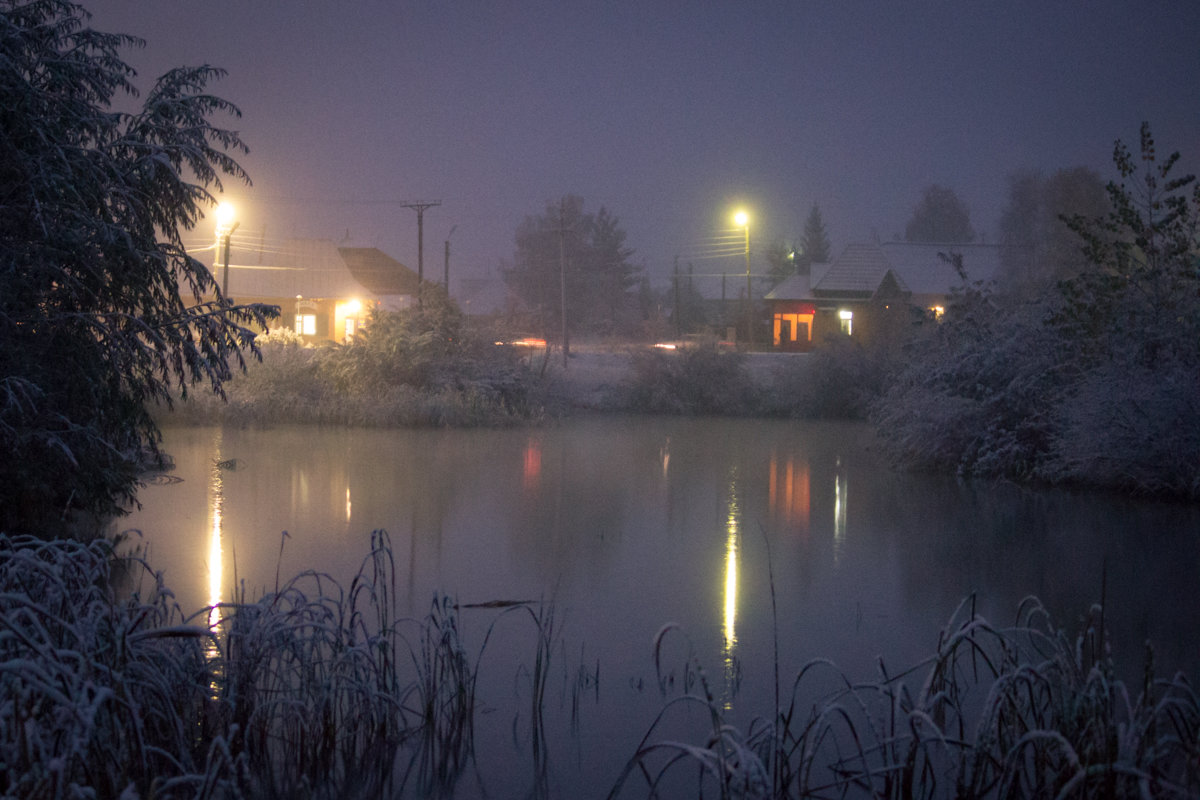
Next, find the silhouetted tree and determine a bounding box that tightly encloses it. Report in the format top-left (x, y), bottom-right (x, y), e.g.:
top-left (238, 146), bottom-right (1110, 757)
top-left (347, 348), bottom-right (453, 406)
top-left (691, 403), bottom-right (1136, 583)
top-left (904, 185), bottom-right (976, 243)
top-left (501, 195), bottom-right (640, 338)
top-left (0, 1), bottom-right (276, 529)
top-left (799, 203), bottom-right (832, 265)
top-left (998, 166), bottom-right (1109, 292)
top-left (764, 238), bottom-right (797, 286)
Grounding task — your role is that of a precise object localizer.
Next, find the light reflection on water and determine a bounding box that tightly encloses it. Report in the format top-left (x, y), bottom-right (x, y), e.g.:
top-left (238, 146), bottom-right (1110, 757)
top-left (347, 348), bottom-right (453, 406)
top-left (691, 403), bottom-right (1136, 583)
top-left (722, 469), bottom-right (740, 710)
top-left (205, 429), bottom-right (225, 691)
top-left (118, 417), bottom-right (1200, 794)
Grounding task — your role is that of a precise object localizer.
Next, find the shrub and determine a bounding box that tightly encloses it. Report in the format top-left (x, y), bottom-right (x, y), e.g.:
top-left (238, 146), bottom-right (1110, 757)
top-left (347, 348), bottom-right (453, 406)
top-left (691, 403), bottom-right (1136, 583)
top-left (618, 346), bottom-right (758, 415)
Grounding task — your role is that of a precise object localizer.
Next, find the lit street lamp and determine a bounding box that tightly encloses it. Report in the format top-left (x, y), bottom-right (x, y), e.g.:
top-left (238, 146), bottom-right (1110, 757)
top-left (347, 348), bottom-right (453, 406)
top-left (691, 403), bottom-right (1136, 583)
top-left (215, 202), bottom-right (240, 299)
top-left (734, 210), bottom-right (752, 346)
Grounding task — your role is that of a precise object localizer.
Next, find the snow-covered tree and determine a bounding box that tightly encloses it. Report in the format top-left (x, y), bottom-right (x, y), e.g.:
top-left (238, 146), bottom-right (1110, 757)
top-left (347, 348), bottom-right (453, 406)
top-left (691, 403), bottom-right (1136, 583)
top-left (875, 124), bottom-right (1200, 498)
top-left (0, 0), bottom-right (276, 529)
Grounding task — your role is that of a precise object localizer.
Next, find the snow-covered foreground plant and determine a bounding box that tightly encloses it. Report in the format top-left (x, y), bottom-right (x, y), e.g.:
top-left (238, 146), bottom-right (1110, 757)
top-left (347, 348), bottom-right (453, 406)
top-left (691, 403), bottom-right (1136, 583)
top-left (0, 531), bottom-right (537, 799)
top-left (608, 596), bottom-right (1200, 799)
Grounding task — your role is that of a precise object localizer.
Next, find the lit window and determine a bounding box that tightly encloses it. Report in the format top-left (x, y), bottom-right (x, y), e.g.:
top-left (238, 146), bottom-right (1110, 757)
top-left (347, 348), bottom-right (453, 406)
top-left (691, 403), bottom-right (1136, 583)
top-left (295, 314), bottom-right (317, 336)
top-left (931, 305), bottom-right (945, 320)
top-left (773, 312), bottom-right (813, 346)
top-left (838, 309), bottom-right (853, 336)
top-left (344, 317), bottom-right (356, 340)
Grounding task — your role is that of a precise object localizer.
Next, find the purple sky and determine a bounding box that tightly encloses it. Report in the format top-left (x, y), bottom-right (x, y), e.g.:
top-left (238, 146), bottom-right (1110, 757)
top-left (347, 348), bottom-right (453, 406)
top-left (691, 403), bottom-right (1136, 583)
top-left (88, 1), bottom-right (1199, 294)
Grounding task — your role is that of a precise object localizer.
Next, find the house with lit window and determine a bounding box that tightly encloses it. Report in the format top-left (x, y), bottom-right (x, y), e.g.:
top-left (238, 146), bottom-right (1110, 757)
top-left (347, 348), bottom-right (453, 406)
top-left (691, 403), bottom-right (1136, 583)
top-left (211, 239), bottom-right (419, 343)
top-left (763, 241), bottom-right (1001, 351)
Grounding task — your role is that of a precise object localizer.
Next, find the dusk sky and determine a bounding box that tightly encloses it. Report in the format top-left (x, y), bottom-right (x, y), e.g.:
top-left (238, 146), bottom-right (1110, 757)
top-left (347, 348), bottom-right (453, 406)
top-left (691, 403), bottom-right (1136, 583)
top-left (89, 1), bottom-right (1199, 296)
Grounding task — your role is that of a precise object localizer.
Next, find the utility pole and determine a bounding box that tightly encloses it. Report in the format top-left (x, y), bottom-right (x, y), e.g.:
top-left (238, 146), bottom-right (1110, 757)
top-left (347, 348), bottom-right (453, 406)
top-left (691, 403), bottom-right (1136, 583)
top-left (673, 256), bottom-right (680, 338)
top-left (558, 198), bottom-right (569, 367)
top-left (444, 224), bottom-right (457, 290)
top-left (399, 200), bottom-right (441, 308)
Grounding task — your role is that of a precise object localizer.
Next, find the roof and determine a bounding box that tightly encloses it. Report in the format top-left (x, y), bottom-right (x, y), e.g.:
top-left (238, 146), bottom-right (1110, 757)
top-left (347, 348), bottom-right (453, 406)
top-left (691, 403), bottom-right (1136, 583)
top-left (338, 247), bottom-right (419, 295)
top-left (765, 242), bottom-right (1002, 302)
top-left (214, 239), bottom-right (417, 300)
top-left (813, 244), bottom-right (899, 295)
top-left (878, 241), bottom-right (1000, 294)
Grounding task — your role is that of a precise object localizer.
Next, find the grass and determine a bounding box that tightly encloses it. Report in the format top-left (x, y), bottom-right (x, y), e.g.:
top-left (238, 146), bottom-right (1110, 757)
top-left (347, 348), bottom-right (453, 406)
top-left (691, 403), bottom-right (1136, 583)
top-left (608, 593), bottom-right (1200, 799)
top-left (3, 530), bottom-right (1197, 799)
top-left (0, 530), bottom-right (549, 799)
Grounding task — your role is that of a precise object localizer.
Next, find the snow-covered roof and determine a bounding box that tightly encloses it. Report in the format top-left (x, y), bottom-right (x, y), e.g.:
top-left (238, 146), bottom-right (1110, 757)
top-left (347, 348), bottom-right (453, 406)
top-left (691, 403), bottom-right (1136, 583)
top-left (812, 244), bottom-right (902, 295)
top-left (213, 239), bottom-right (417, 301)
top-left (878, 241), bottom-right (1000, 294)
top-left (766, 242), bottom-right (1002, 302)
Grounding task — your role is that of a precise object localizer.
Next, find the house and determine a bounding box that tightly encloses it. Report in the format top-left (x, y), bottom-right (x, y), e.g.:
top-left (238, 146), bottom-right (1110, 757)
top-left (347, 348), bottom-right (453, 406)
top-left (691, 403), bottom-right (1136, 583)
top-left (212, 239), bottom-right (420, 343)
top-left (763, 241), bottom-right (1001, 351)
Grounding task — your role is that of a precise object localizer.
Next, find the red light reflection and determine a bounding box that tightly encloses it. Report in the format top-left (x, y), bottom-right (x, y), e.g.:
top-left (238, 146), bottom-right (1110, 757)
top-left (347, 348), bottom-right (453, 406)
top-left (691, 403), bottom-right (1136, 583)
top-left (768, 453), bottom-right (810, 532)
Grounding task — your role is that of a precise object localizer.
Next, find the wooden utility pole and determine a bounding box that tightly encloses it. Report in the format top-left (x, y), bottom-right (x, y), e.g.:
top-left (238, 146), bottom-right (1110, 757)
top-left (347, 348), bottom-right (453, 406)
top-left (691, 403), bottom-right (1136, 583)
top-left (399, 201), bottom-right (441, 308)
top-left (443, 224), bottom-right (457, 290)
top-left (558, 199), bottom-right (569, 367)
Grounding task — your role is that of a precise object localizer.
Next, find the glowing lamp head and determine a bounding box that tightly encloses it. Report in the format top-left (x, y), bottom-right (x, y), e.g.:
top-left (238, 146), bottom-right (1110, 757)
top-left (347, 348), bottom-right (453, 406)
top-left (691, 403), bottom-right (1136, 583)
top-left (734, 210), bottom-right (749, 228)
top-left (345, 298), bottom-right (362, 315)
top-left (215, 202), bottom-right (236, 228)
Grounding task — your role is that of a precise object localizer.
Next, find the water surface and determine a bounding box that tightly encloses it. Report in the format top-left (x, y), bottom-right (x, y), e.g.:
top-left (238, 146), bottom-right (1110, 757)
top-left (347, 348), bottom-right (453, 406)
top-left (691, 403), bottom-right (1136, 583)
top-left (118, 417), bottom-right (1200, 795)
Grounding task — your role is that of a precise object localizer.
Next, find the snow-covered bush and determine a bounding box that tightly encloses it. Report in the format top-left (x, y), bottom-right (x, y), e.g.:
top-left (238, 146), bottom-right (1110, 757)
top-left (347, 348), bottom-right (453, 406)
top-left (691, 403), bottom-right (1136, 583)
top-left (875, 124), bottom-right (1200, 498)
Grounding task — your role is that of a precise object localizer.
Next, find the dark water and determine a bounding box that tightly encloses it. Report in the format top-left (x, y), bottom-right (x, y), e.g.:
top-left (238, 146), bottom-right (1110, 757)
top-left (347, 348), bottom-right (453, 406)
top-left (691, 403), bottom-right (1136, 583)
top-left (118, 417), bottom-right (1200, 795)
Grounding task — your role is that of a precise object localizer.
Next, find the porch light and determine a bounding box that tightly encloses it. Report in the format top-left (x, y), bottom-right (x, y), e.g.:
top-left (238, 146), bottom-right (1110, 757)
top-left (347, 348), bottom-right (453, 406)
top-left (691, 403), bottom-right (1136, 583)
top-left (345, 298), bottom-right (362, 315)
top-left (838, 309), bottom-right (853, 336)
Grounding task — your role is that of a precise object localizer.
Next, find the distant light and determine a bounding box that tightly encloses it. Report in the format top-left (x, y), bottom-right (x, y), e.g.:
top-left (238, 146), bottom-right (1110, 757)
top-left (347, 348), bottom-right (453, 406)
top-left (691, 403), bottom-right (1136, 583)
top-left (734, 210), bottom-right (749, 228)
top-left (931, 305), bottom-right (945, 319)
top-left (653, 342), bottom-right (678, 350)
top-left (345, 298), bottom-right (362, 315)
top-left (838, 309), bottom-right (854, 320)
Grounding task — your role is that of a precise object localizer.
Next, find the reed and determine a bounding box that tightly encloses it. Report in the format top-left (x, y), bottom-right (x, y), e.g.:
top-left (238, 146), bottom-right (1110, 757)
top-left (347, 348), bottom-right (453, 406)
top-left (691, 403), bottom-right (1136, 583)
top-left (0, 531), bottom-right (554, 799)
top-left (6, 528), bottom-right (1196, 798)
top-left (609, 593), bottom-right (1200, 799)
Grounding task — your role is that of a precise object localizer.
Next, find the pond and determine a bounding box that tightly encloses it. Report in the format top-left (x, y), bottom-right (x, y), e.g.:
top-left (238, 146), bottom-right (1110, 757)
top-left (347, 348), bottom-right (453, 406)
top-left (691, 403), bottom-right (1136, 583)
top-left (116, 416), bottom-right (1200, 796)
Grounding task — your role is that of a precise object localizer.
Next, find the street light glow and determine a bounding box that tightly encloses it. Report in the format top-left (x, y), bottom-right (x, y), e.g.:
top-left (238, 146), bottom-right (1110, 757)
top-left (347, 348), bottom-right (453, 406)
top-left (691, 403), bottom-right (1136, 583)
top-left (734, 210), bottom-right (748, 227)
top-left (215, 202), bottom-right (236, 231)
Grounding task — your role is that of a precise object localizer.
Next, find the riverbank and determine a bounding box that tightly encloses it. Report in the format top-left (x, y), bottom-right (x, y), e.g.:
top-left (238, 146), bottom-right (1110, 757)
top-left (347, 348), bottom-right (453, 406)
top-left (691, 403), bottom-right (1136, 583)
top-left (540, 344), bottom-right (809, 410)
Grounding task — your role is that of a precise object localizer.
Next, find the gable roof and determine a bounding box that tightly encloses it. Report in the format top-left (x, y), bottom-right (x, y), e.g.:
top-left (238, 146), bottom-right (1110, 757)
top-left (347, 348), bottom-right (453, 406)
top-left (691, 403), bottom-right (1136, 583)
top-left (338, 247), bottom-right (420, 296)
top-left (766, 241), bottom-right (1003, 303)
top-left (214, 239), bottom-right (417, 301)
top-left (812, 244), bottom-right (902, 295)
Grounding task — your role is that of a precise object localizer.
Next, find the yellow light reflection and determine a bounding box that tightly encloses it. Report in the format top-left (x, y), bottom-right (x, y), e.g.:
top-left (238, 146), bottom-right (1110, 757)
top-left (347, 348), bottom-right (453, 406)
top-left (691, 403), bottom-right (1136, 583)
top-left (722, 472), bottom-right (741, 710)
top-left (205, 431), bottom-right (226, 699)
top-left (345, 485), bottom-right (352, 523)
top-left (833, 460), bottom-right (848, 564)
top-left (207, 434), bottom-right (225, 629)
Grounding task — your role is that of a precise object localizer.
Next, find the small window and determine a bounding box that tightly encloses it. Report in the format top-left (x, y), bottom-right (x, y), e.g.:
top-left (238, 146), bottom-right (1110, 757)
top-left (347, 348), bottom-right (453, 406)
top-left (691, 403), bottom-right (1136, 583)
top-left (295, 314), bottom-right (317, 336)
top-left (344, 317), bottom-right (356, 340)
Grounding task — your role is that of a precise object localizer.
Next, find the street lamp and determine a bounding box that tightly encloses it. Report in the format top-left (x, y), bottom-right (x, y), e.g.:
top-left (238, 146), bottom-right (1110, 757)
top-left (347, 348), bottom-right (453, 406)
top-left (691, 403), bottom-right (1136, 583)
top-left (734, 210), bottom-right (752, 346)
top-left (215, 202), bottom-right (239, 299)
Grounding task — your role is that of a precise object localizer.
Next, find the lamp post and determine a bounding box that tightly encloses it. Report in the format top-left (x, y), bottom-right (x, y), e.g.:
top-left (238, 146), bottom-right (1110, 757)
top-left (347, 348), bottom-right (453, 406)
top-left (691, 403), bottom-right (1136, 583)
top-left (734, 210), bottom-right (752, 347)
top-left (215, 202), bottom-right (239, 299)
